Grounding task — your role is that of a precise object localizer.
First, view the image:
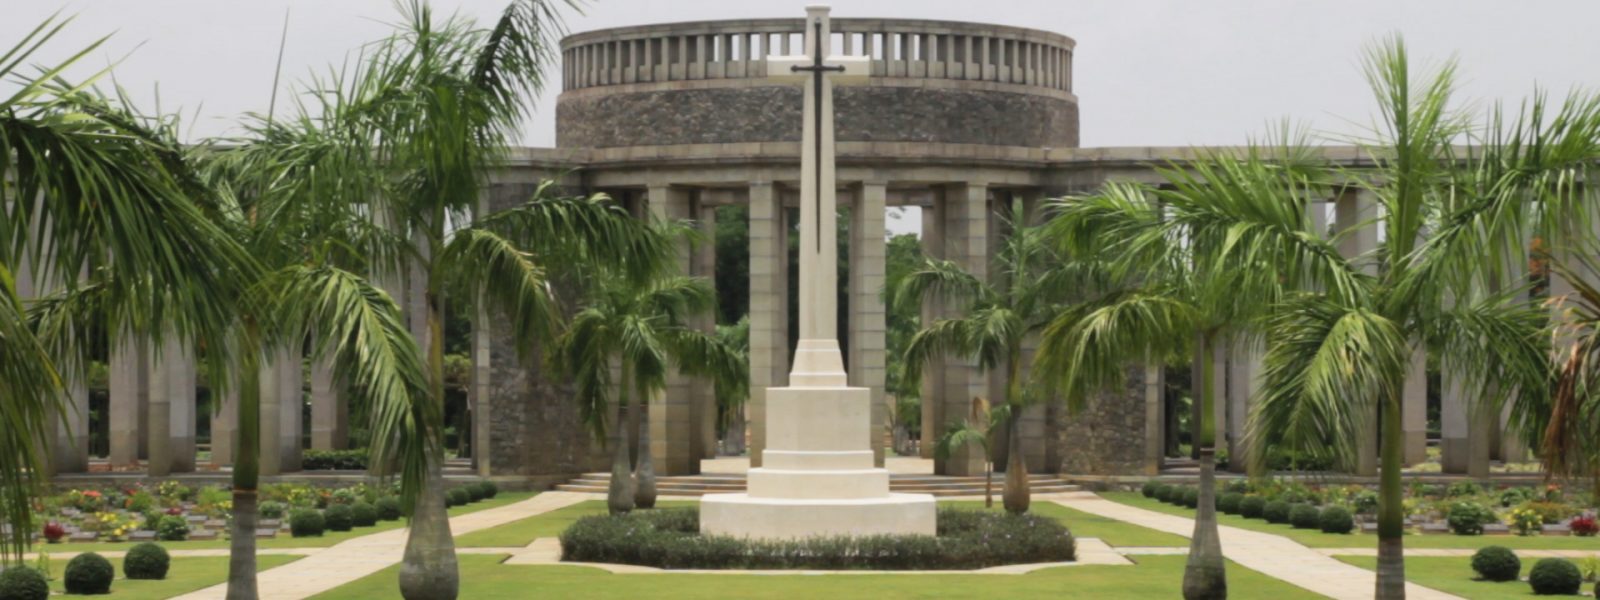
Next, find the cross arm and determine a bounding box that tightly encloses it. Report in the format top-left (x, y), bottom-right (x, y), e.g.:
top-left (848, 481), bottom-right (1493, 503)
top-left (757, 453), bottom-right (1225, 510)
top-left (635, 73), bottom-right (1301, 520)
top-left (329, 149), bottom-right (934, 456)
top-left (765, 54), bottom-right (871, 85)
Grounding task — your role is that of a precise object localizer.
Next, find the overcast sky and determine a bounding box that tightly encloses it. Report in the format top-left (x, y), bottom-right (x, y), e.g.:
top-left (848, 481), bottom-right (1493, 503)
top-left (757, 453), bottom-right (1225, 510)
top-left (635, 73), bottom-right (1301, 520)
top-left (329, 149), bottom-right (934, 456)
top-left (9, 0), bottom-right (1600, 149)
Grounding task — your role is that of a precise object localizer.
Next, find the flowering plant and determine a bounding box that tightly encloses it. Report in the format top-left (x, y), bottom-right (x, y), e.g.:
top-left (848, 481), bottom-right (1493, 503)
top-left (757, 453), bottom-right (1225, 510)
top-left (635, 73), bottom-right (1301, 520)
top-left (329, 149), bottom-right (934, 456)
top-left (64, 489), bottom-right (105, 513)
top-left (1570, 513), bottom-right (1598, 537)
top-left (1508, 507), bottom-right (1543, 536)
top-left (41, 522), bottom-right (66, 543)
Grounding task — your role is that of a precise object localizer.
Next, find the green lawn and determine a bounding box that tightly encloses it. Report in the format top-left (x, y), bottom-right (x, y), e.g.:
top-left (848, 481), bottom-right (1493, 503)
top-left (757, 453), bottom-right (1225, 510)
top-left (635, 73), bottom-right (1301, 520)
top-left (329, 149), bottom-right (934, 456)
top-left (38, 491), bottom-right (540, 553)
top-left (40, 554), bottom-right (300, 599)
top-left (455, 500), bottom-right (696, 548)
top-left (1100, 492), bottom-right (1600, 551)
top-left (1337, 556), bottom-right (1597, 599)
top-left (945, 500), bottom-right (1189, 547)
top-left (311, 554), bottom-right (1328, 599)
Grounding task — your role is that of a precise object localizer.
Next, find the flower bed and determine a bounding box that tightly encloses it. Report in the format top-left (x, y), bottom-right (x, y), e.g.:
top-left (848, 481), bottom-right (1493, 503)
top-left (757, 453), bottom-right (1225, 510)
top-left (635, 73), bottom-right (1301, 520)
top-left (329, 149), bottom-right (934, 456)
top-left (559, 507), bottom-right (1076, 570)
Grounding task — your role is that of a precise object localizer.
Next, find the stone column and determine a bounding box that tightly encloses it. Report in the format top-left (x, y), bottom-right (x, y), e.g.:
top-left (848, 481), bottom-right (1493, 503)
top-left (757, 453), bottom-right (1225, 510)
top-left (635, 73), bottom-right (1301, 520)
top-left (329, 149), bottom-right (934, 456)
top-left (1142, 359), bottom-right (1164, 475)
top-left (936, 182), bottom-right (989, 476)
top-left (259, 345), bottom-right (302, 475)
top-left (211, 385), bottom-right (236, 466)
top-left (849, 181), bottom-right (889, 466)
top-left (1335, 189), bottom-right (1380, 476)
top-left (15, 249), bottom-right (90, 473)
top-left (918, 202), bottom-right (944, 459)
top-left (1226, 338), bottom-right (1260, 473)
top-left (108, 335), bottom-right (148, 466)
top-left (1403, 344), bottom-right (1429, 465)
top-left (747, 184), bottom-right (791, 468)
top-left (1016, 191), bottom-right (1051, 472)
top-left (309, 356), bottom-right (346, 450)
top-left (648, 183), bottom-right (699, 475)
top-left (471, 188), bottom-right (494, 475)
top-left (695, 199), bottom-right (719, 459)
top-left (147, 336), bottom-right (197, 476)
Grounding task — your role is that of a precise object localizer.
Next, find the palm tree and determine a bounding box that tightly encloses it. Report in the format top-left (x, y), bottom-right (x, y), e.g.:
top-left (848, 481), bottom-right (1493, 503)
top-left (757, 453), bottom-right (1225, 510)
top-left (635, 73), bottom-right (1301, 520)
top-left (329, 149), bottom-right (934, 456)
top-left (898, 201), bottom-right (1087, 514)
top-left (1545, 255), bottom-right (1600, 501)
top-left (2, 15), bottom-right (257, 561)
top-left (714, 316), bottom-right (751, 456)
top-left (552, 271), bottom-right (748, 514)
top-left (933, 397), bottom-right (1007, 508)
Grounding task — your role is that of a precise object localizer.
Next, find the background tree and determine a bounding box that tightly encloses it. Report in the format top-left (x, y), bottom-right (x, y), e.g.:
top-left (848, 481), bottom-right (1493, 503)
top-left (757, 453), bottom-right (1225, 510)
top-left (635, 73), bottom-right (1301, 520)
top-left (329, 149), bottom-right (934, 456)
top-left (933, 397), bottom-right (1007, 508)
top-left (552, 271), bottom-right (747, 513)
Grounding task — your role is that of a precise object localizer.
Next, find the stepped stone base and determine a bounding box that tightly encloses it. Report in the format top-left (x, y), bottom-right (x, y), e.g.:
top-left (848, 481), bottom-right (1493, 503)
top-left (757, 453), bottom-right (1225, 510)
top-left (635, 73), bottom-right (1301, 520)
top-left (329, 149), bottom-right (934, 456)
top-left (701, 493), bottom-right (936, 539)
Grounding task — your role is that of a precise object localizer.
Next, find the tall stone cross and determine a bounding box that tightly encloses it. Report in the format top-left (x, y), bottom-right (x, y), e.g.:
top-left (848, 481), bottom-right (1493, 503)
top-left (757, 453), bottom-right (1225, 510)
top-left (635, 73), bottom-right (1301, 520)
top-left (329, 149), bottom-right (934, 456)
top-left (766, 5), bottom-right (867, 387)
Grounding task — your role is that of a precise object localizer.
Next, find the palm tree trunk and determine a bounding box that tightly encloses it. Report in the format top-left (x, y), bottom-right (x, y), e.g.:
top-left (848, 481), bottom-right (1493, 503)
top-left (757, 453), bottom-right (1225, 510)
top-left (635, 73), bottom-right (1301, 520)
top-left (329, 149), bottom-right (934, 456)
top-left (984, 460), bottom-right (994, 509)
top-left (634, 388), bottom-right (658, 509)
top-left (608, 366), bottom-right (634, 514)
top-left (225, 352), bottom-right (261, 600)
top-left (399, 289), bottom-right (459, 600)
top-left (1375, 392), bottom-right (1406, 599)
top-left (1002, 409), bottom-right (1029, 513)
top-left (1183, 334), bottom-right (1226, 600)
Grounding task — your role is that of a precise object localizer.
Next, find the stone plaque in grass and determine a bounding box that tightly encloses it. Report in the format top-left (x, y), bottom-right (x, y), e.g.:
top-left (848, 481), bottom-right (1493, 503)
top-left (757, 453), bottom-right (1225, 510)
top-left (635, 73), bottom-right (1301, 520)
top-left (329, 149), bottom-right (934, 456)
top-left (259, 520), bottom-right (280, 529)
top-left (1360, 522), bottom-right (1380, 533)
top-left (190, 530), bottom-right (219, 541)
top-left (1541, 524), bottom-right (1570, 536)
top-left (205, 519), bottom-right (226, 528)
top-left (255, 529), bottom-right (278, 539)
top-left (1419, 523), bottom-right (1449, 534)
top-left (68, 532), bottom-right (97, 542)
top-left (1482, 524), bottom-right (1510, 535)
top-left (130, 531), bottom-right (157, 542)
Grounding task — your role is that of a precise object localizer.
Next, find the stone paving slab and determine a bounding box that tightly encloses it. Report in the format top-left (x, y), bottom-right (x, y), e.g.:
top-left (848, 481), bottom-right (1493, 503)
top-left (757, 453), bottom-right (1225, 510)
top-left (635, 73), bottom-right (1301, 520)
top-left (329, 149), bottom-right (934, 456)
top-left (1050, 492), bottom-right (1464, 600)
top-left (1319, 547), bottom-right (1600, 558)
top-left (24, 547), bottom-right (318, 560)
top-left (170, 491), bottom-right (594, 600)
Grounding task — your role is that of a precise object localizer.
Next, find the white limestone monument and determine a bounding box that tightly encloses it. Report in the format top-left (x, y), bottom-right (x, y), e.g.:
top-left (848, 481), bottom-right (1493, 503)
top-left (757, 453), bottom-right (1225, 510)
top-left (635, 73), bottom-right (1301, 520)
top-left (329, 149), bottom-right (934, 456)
top-left (699, 5), bottom-right (938, 539)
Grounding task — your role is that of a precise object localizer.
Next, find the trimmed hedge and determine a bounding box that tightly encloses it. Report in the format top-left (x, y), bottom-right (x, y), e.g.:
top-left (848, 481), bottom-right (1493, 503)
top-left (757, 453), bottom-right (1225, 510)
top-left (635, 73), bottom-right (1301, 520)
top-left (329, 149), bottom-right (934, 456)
top-left (1528, 558), bottom-right (1581, 595)
top-left (124, 542), bottom-right (171, 580)
top-left (446, 488), bottom-right (471, 507)
top-left (1263, 500), bottom-right (1291, 524)
top-left (64, 552), bottom-right (114, 595)
top-left (1289, 504), bottom-right (1321, 530)
top-left (1471, 546), bottom-right (1520, 582)
top-left (1319, 506), bottom-right (1355, 534)
top-left (561, 507), bottom-right (1075, 570)
top-left (0, 565), bottom-right (49, 600)
top-left (477, 481), bottom-right (499, 499)
top-left (375, 497), bottom-right (403, 521)
top-left (1217, 493), bottom-right (1243, 515)
top-left (1141, 481), bottom-right (1161, 498)
top-left (1182, 487), bottom-right (1200, 509)
top-left (290, 509), bottom-right (326, 538)
top-left (1239, 496), bottom-right (1267, 519)
top-left (325, 504), bottom-right (354, 532)
top-left (350, 502), bottom-right (379, 527)
top-left (301, 448), bottom-right (369, 470)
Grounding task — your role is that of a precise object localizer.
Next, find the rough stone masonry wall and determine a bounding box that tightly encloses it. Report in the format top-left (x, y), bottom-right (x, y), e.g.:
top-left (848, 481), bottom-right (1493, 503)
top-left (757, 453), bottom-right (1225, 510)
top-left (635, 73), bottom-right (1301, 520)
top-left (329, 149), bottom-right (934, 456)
top-left (484, 181), bottom-right (608, 477)
top-left (1054, 365), bottom-right (1148, 476)
top-left (557, 85), bottom-right (1078, 149)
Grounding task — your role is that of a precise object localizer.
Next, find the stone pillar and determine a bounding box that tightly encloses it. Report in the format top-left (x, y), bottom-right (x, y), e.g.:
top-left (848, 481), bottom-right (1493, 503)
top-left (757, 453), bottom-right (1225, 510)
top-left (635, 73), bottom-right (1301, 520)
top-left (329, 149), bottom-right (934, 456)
top-left (694, 199), bottom-right (719, 459)
top-left (647, 183), bottom-right (699, 475)
top-left (936, 182), bottom-right (989, 476)
top-left (1335, 189), bottom-right (1380, 476)
top-left (16, 250), bottom-right (90, 473)
top-left (148, 336), bottom-right (197, 476)
top-left (211, 385), bottom-right (236, 466)
top-left (849, 182), bottom-right (889, 466)
top-left (918, 202), bottom-right (944, 459)
top-left (1208, 336), bottom-right (1228, 460)
top-left (471, 190), bottom-right (494, 475)
top-left (747, 184), bottom-right (791, 468)
top-left (309, 356), bottom-right (346, 450)
top-left (259, 345), bottom-right (302, 475)
top-left (1142, 359), bottom-right (1164, 475)
top-left (1403, 344), bottom-right (1428, 465)
top-left (1226, 338), bottom-right (1260, 473)
top-left (108, 336), bottom-right (147, 466)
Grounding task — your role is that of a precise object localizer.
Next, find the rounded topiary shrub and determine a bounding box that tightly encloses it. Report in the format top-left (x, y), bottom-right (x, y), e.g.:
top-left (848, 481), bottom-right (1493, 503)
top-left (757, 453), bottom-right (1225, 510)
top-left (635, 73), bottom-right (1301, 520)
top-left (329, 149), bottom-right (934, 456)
top-left (1448, 502), bottom-right (1496, 536)
top-left (123, 542), bottom-right (171, 580)
top-left (350, 502), bottom-right (379, 527)
top-left (1289, 504), bottom-right (1321, 530)
top-left (156, 515), bottom-right (189, 541)
top-left (375, 497), bottom-right (403, 521)
top-left (324, 504), bottom-right (354, 532)
top-left (479, 481), bottom-right (499, 499)
top-left (0, 565), bottom-right (50, 600)
top-left (1319, 506), bottom-right (1355, 534)
top-left (1218, 492), bottom-right (1243, 514)
top-left (1182, 487), bottom-right (1200, 509)
top-left (1154, 484), bottom-right (1174, 504)
top-left (1471, 546), bottom-right (1520, 582)
top-left (1141, 481), bottom-right (1160, 498)
top-left (1263, 500), bottom-right (1292, 524)
top-left (64, 552), bottom-right (115, 595)
top-left (464, 483), bottom-right (488, 502)
top-left (1528, 558), bottom-right (1581, 595)
top-left (259, 501), bottom-right (287, 520)
top-left (1167, 486), bottom-right (1189, 506)
top-left (446, 487), bottom-right (471, 507)
top-left (289, 509), bottom-right (326, 538)
top-left (1240, 495), bottom-right (1268, 519)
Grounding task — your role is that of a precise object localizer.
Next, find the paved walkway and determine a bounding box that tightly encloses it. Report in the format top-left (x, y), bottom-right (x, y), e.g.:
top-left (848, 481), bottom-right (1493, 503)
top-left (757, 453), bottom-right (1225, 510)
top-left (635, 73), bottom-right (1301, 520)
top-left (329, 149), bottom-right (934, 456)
top-left (171, 491), bottom-right (593, 600)
top-left (1050, 492), bottom-right (1463, 600)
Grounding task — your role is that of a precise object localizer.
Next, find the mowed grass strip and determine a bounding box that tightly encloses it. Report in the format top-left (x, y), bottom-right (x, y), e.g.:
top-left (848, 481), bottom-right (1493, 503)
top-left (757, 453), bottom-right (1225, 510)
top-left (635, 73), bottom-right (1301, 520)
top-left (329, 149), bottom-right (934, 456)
top-left (311, 554), bottom-right (1329, 599)
top-left (43, 554), bottom-right (301, 599)
top-left (1101, 492), bottom-right (1600, 550)
top-left (454, 500), bottom-right (696, 548)
top-left (1337, 555), bottom-right (1562, 599)
top-left (944, 500), bottom-right (1189, 547)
